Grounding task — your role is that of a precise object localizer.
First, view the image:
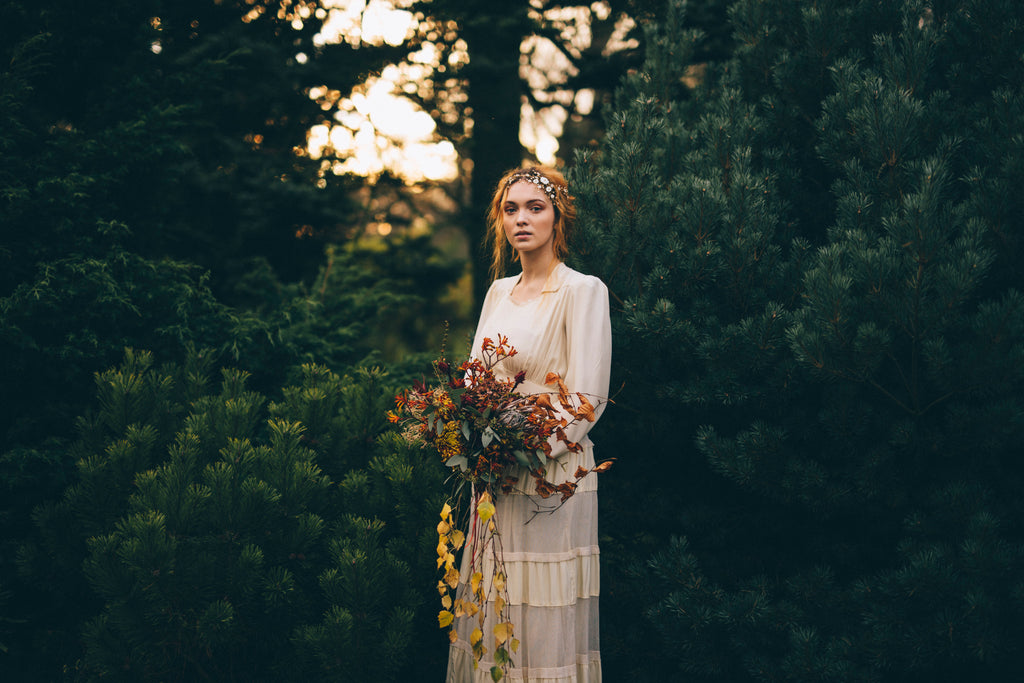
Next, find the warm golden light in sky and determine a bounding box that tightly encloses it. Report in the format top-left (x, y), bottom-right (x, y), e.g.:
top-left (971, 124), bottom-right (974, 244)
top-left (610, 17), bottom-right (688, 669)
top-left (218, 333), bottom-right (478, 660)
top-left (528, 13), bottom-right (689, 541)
top-left (307, 69), bottom-right (458, 181)
top-left (307, 0), bottom-right (459, 181)
top-left (308, 0), bottom-right (637, 183)
top-left (316, 0), bottom-right (415, 47)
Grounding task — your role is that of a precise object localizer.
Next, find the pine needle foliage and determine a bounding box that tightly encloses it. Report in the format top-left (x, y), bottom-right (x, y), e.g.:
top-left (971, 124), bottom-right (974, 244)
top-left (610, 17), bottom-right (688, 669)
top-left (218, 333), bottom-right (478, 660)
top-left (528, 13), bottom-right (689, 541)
top-left (0, 5), bottom-right (465, 677)
top-left (14, 349), bottom-right (448, 681)
top-left (571, 1), bottom-right (1024, 681)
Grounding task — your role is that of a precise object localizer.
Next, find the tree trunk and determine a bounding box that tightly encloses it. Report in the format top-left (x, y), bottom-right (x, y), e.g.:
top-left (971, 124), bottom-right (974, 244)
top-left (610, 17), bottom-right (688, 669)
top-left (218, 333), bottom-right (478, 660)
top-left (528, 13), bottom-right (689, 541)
top-left (460, 8), bottom-right (530, 310)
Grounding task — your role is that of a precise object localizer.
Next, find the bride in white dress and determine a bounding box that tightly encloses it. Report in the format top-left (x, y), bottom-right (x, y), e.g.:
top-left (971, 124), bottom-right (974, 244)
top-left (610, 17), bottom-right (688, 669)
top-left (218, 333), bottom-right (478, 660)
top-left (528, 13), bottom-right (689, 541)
top-left (446, 166), bottom-right (612, 683)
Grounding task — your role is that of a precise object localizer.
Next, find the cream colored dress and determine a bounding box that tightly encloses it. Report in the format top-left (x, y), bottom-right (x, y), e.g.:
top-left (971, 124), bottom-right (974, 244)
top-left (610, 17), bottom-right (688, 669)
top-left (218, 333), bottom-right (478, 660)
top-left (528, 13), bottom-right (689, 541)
top-left (446, 262), bottom-right (612, 683)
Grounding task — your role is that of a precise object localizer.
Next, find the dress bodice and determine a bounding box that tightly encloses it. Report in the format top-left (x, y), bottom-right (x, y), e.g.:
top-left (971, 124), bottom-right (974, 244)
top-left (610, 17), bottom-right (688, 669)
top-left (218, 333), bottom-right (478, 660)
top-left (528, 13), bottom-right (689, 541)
top-left (471, 262), bottom-right (612, 463)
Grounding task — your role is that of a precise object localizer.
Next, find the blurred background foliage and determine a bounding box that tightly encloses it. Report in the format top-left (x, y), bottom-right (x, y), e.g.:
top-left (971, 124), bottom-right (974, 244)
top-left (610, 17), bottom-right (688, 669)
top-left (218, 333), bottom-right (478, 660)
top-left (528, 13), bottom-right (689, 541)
top-left (2, 0), bottom-right (1023, 681)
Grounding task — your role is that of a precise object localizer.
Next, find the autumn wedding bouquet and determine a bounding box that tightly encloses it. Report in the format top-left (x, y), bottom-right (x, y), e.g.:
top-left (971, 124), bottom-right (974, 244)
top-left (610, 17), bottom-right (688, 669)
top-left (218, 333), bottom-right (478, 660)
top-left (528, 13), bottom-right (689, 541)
top-left (388, 335), bottom-right (610, 680)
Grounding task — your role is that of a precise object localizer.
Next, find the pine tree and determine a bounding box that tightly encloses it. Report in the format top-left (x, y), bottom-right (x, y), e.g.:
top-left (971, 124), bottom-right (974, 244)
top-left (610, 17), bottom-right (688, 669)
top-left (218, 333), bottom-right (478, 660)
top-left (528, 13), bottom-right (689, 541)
top-left (0, 5), bottom-right (465, 673)
top-left (14, 350), bottom-right (448, 681)
top-left (0, 0), bottom-right (360, 435)
top-left (571, 0), bottom-right (1024, 680)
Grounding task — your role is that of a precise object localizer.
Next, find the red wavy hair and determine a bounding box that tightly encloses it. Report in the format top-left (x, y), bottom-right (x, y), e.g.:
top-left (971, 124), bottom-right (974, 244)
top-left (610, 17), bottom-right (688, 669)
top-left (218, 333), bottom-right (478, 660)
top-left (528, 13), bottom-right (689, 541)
top-left (484, 165), bottom-right (576, 281)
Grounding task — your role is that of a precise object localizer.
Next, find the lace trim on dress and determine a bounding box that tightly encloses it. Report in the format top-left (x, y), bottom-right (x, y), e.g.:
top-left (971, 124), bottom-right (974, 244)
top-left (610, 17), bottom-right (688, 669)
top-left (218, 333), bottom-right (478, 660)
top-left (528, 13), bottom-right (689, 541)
top-left (474, 552), bottom-right (601, 606)
top-left (448, 643), bottom-right (602, 683)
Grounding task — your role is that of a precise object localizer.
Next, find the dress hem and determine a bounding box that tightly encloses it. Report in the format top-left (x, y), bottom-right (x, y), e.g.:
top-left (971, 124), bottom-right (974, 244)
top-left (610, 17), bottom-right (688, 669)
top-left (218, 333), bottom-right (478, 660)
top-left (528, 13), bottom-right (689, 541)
top-left (447, 641), bottom-right (602, 682)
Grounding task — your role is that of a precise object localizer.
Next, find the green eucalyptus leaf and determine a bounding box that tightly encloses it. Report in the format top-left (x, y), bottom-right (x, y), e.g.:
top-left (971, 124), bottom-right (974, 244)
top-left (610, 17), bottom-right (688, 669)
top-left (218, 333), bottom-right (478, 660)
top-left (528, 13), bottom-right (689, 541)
top-left (513, 450), bottom-right (531, 468)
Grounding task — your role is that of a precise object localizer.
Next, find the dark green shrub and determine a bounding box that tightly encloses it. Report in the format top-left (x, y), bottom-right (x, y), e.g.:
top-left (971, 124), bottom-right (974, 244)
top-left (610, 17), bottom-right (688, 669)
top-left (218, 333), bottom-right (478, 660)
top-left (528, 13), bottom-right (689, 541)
top-left (16, 350), bottom-right (448, 682)
top-left (572, 1), bottom-right (1024, 680)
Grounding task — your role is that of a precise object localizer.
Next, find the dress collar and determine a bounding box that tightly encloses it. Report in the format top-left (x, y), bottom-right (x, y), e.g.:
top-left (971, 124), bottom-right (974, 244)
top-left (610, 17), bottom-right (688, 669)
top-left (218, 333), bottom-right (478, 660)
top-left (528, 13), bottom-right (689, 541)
top-left (511, 261), bottom-right (566, 295)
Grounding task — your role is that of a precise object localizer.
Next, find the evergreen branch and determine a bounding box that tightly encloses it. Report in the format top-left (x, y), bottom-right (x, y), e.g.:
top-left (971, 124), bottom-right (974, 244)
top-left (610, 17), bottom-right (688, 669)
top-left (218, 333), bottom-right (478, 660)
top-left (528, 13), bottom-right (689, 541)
top-left (866, 376), bottom-right (915, 415)
top-left (607, 286), bottom-right (625, 308)
top-left (884, 350), bottom-right (914, 407)
top-left (919, 388), bottom-right (965, 415)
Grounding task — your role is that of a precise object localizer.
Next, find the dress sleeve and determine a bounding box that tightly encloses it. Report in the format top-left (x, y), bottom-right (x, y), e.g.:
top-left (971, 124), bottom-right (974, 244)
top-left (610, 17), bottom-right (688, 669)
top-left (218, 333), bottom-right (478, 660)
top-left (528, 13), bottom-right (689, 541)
top-left (549, 275), bottom-right (612, 458)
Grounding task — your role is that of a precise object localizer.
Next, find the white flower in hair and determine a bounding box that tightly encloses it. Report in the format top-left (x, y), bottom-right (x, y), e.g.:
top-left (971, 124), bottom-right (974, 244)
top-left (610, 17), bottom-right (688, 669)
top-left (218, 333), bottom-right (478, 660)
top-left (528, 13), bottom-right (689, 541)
top-left (505, 169), bottom-right (564, 203)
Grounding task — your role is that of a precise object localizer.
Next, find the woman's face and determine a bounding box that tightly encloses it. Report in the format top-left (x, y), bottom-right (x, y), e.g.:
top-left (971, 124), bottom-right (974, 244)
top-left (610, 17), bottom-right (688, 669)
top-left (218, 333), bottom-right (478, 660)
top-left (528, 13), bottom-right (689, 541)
top-left (502, 180), bottom-right (557, 257)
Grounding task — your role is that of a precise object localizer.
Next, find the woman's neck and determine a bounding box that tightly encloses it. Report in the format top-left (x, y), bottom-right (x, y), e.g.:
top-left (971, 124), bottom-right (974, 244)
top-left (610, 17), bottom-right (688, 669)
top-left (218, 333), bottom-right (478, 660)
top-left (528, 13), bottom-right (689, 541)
top-left (511, 251), bottom-right (559, 303)
top-left (518, 249), bottom-right (558, 286)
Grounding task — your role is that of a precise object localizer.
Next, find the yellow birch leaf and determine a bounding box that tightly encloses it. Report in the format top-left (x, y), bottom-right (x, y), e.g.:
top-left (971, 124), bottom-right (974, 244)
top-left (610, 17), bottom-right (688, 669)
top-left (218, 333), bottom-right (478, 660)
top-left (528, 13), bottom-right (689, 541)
top-left (438, 610), bottom-right (454, 628)
top-left (449, 628), bottom-right (458, 644)
top-left (451, 529), bottom-right (465, 549)
top-left (437, 580), bottom-right (447, 595)
top-left (488, 519), bottom-right (496, 533)
top-left (444, 565), bottom-right (460, 589)
top-left (436, 539), bottom-right (447, 557)
top-left (445, 552), bottom-right (456, 569)
top-left (454, 599), bottom-right (465, 617)
top-left (493, 621), bottom-right (513, 646)
top-left (436, 556), bottom-right (445, 570)
top-left (441, 594), bottom-right (452, 609)
top-left (477, 492), bottom-right (495, 522)
top-left (470, 571), bottom-right (483, 595)
top-left (437, 520), bottom-right (451, 535)
top-left (470, 627), bottom-right (483, 646)
top-left (441, 502), bottom-right (452, 519)
top-left (511, 638), bottom-right (520, 653)
top-left (495, 595), bottom-right (506, 614)
top-left (493, 572), bottom-right (506, 592)
top-left (464, 601), bottom-right (479, 617)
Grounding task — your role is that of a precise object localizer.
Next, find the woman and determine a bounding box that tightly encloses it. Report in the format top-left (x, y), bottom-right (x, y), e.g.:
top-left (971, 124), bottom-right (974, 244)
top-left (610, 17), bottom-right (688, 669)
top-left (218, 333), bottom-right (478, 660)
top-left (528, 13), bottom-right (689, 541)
top-left (446, 166), bottom-right (612, 682)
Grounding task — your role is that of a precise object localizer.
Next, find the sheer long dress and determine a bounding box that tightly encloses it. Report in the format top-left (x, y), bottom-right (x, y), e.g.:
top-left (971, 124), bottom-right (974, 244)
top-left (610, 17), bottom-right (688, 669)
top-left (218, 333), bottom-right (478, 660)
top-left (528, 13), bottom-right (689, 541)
top-left (446, 262), bottom-right (612, 683)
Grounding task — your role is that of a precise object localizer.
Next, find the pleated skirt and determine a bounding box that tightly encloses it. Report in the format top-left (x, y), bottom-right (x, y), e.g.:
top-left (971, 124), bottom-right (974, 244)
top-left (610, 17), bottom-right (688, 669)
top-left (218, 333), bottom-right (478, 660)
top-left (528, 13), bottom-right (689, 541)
top-left (446, 447), bottom-right (601, 682)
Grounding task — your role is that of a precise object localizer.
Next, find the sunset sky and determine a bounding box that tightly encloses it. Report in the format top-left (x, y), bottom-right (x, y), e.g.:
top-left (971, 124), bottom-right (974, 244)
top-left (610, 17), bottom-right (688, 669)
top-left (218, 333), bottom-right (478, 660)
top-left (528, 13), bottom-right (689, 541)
top-left (304, 0), bottom-right (636, 182)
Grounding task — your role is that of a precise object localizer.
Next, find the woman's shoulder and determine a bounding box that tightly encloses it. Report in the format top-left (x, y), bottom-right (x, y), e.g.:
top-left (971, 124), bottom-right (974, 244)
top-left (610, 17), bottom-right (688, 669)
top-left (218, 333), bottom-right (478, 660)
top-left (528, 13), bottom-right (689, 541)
top-left (487, 274), bottom-right (518, 295)
top-left (558, 264), bottom-right (607, 294)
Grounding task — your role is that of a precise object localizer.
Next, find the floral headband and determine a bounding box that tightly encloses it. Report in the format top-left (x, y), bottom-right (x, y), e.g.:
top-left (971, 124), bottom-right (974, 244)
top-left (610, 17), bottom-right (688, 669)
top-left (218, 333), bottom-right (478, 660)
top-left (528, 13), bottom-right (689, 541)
top-left (505, 169), bottom-right (564, 204)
